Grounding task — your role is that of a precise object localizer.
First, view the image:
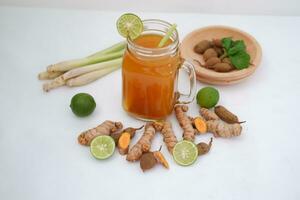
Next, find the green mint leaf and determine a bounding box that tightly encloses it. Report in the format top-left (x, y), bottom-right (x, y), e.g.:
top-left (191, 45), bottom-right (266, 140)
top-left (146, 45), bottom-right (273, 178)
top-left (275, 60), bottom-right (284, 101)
top-left (221, 37), bottom-right (233, 50)
top-left (228, 40), bottom-right (246, 56)
top-left (229, 51), bottom-right (250, 69)
top-left (231, 40), bottom-right (242, 46)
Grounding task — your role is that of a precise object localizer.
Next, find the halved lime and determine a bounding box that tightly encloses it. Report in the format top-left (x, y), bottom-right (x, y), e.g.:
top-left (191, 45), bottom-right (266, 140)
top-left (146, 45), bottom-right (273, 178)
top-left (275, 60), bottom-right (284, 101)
top-left (90, 135), bottom-right (115, 160)
top-left (173, 140), bottom-right (198, 166)
top-left (116, 13), bottom-right (143, 40)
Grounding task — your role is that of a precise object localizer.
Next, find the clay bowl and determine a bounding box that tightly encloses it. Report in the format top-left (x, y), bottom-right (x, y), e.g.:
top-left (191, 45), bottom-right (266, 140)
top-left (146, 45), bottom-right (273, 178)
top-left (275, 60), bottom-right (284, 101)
top-left (180, 25), bottom-right (262, 85)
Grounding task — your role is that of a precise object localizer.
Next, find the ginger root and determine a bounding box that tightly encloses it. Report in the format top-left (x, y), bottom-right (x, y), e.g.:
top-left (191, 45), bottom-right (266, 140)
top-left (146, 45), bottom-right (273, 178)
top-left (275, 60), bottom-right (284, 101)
top-left (126, 123), bottom-right (156, 162)
top-left (206, 120), bottom-right (242, 138)
top-left (78, 120), bottom-right (123, 146)
top-left (153, 121), bottom-right (178, 154)
top-left (174, 105), bottom-right (195, 142)
top-left (200, 108), bottom-right (220, 120)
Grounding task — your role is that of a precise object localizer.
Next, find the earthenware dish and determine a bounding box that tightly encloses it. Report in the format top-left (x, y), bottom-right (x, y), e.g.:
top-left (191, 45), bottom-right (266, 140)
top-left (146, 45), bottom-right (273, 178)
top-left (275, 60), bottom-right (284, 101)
top-left (180, 25), bottom-right (262, 85)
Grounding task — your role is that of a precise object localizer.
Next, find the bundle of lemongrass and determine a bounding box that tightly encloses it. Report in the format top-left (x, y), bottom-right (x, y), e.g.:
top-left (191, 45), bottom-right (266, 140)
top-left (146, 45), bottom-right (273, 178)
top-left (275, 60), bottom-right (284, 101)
top-left (38, 41), bottom-right (126, 92)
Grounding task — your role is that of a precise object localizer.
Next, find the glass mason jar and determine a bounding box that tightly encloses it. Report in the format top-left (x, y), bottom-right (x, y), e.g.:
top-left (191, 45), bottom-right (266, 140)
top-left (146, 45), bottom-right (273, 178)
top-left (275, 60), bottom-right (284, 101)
top-left (122, 19), bottom-right (196, 121)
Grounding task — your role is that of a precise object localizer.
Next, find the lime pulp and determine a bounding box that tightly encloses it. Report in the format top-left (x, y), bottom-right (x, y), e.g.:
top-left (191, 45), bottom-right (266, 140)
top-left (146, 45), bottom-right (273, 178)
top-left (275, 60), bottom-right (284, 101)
top-left (90, 135), bottom-right (115, 160)
top-left (116, 13), bottom-right (143, 40)
top-left (173, 140), bottom-right (198, 166)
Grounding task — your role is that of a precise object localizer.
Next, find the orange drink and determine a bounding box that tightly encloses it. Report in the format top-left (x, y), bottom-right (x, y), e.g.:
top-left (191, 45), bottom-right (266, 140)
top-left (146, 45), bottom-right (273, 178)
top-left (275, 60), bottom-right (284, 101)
top-left (122, 19), bottom-right (196, 120)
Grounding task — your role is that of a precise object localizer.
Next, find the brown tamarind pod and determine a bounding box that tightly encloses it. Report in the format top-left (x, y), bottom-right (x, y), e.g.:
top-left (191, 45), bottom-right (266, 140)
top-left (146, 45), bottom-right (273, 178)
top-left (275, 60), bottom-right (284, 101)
top-left (212, 39), bottom-right (223, 48)
top-left (197, 138), bottom-right (213, 156)
top-left (194, 40), bottom-right (212, 54)
top-left (213, 47), bottom-right (224, 57)
top-left (213, 62), bottom-right (234, 72)
top-left (214, 105), bottom-right (245, 124)
top-left (203, 57), bottom-right (221, 69)
top-left (222, 57), bottom-right (231, 65)
top-left (140, 152), bottom-right (157, 172)
top-left (203, 48), bottom-right (218, 61)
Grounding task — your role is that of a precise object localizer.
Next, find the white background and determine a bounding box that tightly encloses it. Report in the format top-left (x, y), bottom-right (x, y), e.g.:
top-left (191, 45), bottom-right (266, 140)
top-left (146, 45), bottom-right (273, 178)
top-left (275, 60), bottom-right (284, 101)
top-left (1, 4), bottom-right (300, 200)
top-left (0, 0), bottom-right (300, 15)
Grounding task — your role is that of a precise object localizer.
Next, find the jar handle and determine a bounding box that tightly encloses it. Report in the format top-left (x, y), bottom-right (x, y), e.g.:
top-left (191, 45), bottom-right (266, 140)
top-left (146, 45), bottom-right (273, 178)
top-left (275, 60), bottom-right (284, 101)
top-left (176, 59), bottom-right (197, 104)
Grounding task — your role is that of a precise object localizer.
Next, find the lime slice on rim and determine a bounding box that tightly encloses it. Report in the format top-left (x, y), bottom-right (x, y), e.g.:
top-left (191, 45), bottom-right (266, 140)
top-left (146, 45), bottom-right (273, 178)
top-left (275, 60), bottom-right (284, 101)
top-left (116, 13), bottom-right (143, 40)
top-left (90, 135), bottom-right (115, 160)
top-left (173, 140), bottom-right (198, 166)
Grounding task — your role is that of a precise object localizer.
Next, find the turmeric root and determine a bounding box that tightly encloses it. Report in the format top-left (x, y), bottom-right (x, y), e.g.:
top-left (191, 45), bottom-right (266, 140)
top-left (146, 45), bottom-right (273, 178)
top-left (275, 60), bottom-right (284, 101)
top-left (126, 123), bottom-right (156, 162)
top-left (174, 105), bottom-right (195, 142)
top-left (116, 125), bottom-right (144, 155)
top-left (187, 116), bottom-right (200, 134)
top-left (193, 117), bottom-right (207, 134)
top-left (200, 108), bottom-right (220, 120)
top-left (111, 130), bottom-right (123, 144)
top-left (153, 148), bottom-right (169, 169)
top-left (111, 125), bottom-right (144, 144)
top-left (206, 120), bottom-right (242, 138)
top-left (153, 121), bottom-right (178, 154)
top-left (78, 120), bottom-right (123, 146)
top-left (118, 132), bottom-right (131, 155)
top-left (123, 125), bottom-right (144, 138)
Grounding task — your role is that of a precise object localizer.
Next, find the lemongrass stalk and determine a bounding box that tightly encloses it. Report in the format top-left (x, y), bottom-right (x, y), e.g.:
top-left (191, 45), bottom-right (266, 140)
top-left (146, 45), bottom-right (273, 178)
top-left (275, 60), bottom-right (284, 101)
top-left (66, 65), bottom-right (120, 87)
top-left (42, 75), bottom-right (65, 92)
top-left (158, 24), bottom-right (177, 48)
top-left (47, 49), bottom-right (124, 72)
top-left (62, 58), bottom-right (122, 80)
top-left (38, 71), bottom-right (64, 80)
top-left (87, 41), bottom-right (126, 59)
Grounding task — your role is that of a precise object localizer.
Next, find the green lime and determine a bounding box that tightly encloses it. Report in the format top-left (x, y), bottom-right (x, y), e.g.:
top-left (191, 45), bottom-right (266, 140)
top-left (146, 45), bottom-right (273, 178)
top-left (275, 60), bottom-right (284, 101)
top-left (70, 93), bottom-right (96, 117)
top-left (116, 13), bottom-right (143, 40)
top-left (90, 135), bottom-right (115, 160)
top-left (196, 87), bottom-right (219, 109)
top-left (173, 140), bottom-right (198, 166)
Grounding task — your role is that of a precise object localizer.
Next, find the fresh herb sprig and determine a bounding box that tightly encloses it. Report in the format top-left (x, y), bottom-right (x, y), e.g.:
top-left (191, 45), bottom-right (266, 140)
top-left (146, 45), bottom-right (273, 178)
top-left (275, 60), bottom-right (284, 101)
top-left (221, 37), bottom-right (250, 70)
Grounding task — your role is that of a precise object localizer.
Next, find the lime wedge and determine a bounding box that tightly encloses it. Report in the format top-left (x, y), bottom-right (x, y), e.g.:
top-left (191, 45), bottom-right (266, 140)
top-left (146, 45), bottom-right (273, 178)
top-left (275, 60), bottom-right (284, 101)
top-left (116, 13), bottom-right (143, 40)
top-left (90, 135), bottom-right (115, 160)
top-left (173, 140), bottom-right (198, 166)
